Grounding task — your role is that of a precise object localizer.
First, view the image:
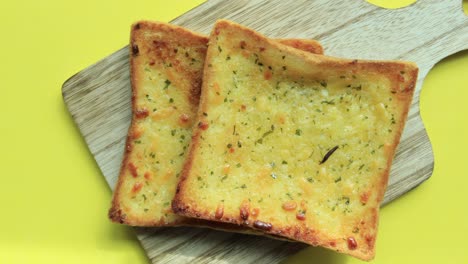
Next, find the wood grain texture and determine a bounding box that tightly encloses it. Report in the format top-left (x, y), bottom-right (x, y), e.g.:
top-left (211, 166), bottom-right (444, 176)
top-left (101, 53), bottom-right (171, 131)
top-left (62, 0), bottom-right (468, 263)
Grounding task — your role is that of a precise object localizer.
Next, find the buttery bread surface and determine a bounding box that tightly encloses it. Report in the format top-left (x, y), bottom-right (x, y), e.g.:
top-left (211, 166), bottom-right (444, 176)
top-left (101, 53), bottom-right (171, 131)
top-left (173, 20), bottom-right (417, 260)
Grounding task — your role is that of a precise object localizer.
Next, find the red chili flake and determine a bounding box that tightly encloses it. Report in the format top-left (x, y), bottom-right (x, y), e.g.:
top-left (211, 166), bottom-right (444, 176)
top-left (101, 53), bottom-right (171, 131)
top-left (365, 235), bottom-right (374, 246)
top-left (132, 182), bottom-right (143, 193)
top-left (347, 237), bottom-right (358, 250)
top-left (360, 192), bottom-right (369, 205)
top-left (282, 201), bottom-right (297, 211)
top-left (179, 113), bottom-right (190, 123)
top-left (296, 211), bottom-right (306, 221)
top-left (198, 121), bottom-right (209, 130)
top-left (229, 148), bottom-right (235, 153)
top-left (253, 220), bottom-right (272, 231)
top-left (144, 171), bottom-right (152, 180)
top-left (132, 128), bottom-right (143, 139)
top-left (215, 204), bottom-right (224, 219)
top-left (149, 61), bottom-right (155, 66)
top-left (240, 204), bottom-right (249, 221)
top-left (135, 108), bottom-right (149, 119)
top-left (128, 162), bottom-right (138, 178)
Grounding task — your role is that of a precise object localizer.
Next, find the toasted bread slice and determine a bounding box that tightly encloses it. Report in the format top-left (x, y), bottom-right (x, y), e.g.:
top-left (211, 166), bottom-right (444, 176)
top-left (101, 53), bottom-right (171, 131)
top-left (108, 21), bottom-right (323, 226)
top-left (172, 20), bottom-right (418, 260)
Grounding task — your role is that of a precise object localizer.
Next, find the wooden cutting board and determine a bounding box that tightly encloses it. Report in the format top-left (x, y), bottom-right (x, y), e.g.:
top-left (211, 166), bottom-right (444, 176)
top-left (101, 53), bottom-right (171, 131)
top-left (62, 1), bottom-right (468, 263)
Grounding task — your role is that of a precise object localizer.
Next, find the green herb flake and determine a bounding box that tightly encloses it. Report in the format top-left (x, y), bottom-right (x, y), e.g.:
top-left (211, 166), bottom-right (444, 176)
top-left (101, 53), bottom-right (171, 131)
top-left (163, 79), bottom-right (171, 89)
top-left (321, 100), bottom-right (335, 105)
top-left (236, 163), bottom-right (242, 168)
top-left (343, 196), bottom-right (350, 205)
top-left (282, 160), bottom-right (288, 165)
top-left (295, 129), bottom-right (302, 136)
top-left (169, 98), bottom-right (174, 103)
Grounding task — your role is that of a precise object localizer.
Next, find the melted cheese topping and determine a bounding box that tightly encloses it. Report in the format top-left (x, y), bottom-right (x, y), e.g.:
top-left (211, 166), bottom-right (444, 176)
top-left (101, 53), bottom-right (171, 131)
top-left (181, 23), bottom-right (414, 254)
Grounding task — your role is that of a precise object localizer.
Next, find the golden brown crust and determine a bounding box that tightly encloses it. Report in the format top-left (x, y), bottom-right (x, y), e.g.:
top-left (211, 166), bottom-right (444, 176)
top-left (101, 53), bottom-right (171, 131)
top-left (172, 19), bottom-right (418, 261)
top-left (109, 20), bottom-right (324, 227)
top-left (275, 39), bottom-right (323, 54)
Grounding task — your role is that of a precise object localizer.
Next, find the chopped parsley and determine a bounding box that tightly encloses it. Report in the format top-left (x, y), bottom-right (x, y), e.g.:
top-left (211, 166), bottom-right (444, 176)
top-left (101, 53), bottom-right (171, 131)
top-left (163, 79), bottom-right (171, 89)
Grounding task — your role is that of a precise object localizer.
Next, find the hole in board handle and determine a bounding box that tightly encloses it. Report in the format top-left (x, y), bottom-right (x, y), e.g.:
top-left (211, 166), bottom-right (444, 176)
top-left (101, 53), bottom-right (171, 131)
top-left (366, 0), bottom-right (416, 9)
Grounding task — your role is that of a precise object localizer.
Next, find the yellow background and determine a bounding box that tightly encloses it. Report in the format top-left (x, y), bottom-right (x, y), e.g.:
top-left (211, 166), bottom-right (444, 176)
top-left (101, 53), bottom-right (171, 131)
top-left (0, 0), bottom-right (467, 263)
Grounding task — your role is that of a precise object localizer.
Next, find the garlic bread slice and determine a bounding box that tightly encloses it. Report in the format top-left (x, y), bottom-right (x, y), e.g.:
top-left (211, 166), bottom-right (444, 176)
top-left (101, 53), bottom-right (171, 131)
top-left (172, 20), bottom-right (417, 260)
